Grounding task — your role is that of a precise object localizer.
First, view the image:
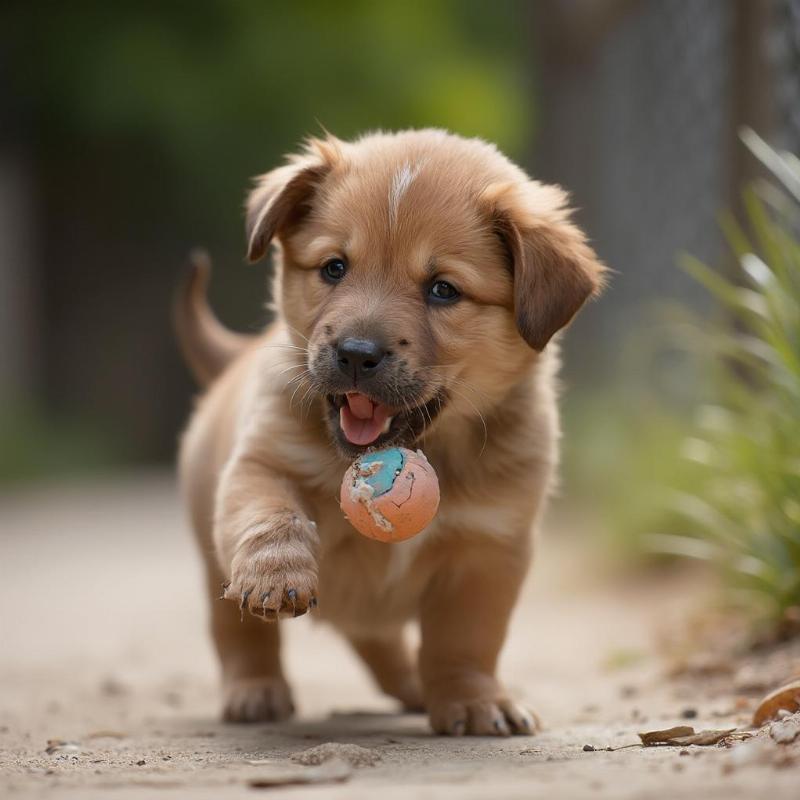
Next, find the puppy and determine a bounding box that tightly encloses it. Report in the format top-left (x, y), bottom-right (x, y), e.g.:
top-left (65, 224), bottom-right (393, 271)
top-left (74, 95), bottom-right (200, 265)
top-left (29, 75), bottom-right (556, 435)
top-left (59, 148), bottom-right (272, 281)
top-left (176, 129), bottom-right (605, 735)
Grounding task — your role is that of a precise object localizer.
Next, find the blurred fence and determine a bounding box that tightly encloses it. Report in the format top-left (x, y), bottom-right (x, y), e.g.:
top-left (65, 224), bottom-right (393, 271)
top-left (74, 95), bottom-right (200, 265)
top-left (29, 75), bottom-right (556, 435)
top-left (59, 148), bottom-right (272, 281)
top-left (533, 0), bottom-right (800, 374)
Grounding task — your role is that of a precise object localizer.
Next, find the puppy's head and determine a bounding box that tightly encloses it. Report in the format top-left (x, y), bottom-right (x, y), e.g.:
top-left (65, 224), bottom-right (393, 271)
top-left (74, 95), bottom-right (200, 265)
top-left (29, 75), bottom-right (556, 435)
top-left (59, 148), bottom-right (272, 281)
top-left (246, 130), bottom-right (606, 457)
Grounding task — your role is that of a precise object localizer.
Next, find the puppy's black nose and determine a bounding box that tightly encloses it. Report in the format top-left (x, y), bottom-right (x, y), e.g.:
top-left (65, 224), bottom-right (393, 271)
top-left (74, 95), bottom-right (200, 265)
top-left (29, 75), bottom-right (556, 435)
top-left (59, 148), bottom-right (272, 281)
top-left (337, 337), bottom-right (386, 380)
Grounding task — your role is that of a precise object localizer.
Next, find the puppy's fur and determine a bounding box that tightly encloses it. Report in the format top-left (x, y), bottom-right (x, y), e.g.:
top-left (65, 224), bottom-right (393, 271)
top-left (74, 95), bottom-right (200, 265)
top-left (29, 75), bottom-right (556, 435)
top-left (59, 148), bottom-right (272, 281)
top-left (176, 129), bottom-right (605, 735)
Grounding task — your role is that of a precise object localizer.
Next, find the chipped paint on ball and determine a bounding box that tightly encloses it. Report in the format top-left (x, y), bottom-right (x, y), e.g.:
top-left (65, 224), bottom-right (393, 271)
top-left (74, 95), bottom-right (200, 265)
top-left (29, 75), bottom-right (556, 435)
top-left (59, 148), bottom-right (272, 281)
top-left (357, 448), bottom-right (405, 497)
top-left (340, 447), bottom-right (440, 542)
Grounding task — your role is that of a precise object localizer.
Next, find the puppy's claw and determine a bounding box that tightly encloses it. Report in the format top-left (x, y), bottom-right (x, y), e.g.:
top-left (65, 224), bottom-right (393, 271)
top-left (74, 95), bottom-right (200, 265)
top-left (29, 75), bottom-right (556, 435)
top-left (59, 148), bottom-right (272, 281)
top-left (451, 720), bottom-right (466, 737)
top-left (498, 699), bottom-right (539, 734)
top-left (220, 580), bottom-right (231, 600)
top-left (239, 588), bottom-right (252, 621)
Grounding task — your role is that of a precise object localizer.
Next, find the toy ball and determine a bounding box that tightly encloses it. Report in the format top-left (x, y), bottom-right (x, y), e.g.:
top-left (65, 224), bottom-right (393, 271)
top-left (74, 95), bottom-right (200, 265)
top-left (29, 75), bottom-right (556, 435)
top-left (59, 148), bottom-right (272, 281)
top-left (340, 447), bottom-right (440, 542)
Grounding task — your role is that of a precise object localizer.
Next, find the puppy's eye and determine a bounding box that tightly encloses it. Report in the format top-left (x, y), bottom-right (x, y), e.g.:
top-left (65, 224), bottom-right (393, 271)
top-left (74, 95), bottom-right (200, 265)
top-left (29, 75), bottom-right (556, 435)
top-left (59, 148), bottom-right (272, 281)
top-left (321, 258), bottom-right (347, 283)
top-left (428, 280), bottom-right (460, 304)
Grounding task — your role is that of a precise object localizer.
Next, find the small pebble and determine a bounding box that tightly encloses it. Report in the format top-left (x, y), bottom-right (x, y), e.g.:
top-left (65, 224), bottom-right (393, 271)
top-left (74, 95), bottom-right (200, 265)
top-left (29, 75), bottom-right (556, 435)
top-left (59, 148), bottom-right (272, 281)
top-left (681, 708), bottom-right (698, 719)
top-left (583, 744), bottom-right (595, 752)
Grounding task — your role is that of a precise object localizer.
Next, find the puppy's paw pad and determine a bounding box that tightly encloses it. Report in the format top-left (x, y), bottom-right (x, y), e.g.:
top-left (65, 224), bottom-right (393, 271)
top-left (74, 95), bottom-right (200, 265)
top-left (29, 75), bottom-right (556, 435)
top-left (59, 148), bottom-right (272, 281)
top-left (222, 677), bottom-right (294, 723)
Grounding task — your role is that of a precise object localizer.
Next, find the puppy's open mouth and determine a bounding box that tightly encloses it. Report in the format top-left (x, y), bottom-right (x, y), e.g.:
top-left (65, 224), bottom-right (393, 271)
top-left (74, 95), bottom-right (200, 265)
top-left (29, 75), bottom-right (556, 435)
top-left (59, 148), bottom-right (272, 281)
top-left (337, 392), bottom-right (394, 446)
top-left (326, 391), bottom-right (445, 453)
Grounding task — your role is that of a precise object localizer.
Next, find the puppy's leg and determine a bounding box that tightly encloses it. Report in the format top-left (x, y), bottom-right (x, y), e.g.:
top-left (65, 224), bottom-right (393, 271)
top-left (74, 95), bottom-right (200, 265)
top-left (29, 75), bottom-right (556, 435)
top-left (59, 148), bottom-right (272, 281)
top-left (419, 539), bottom-right (536, 736)
top-left (180, 379), bottom-right (307, 722)
top-left (216, 452), bottom-right (319, 621)
top-left (348, 631), bottom-right (424, 712)
top-left (205, 565), bottom-right (294, 722)
top-left (187, 476), bottom-right (295, 723)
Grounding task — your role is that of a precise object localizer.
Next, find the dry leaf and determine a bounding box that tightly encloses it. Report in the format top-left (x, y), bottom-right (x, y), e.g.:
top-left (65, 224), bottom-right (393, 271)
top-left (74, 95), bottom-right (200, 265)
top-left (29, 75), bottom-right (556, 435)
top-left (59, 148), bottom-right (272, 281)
top-left (668, 728), bottom-right (736, 746)
top-left (247, 758), bottom-right (351, 788)
top-left (638, 726), bottom-right (695, 745)
top-left (638, 726), bottom-right (736, 746)
top-left (753, 680), bottom-right (800, 727)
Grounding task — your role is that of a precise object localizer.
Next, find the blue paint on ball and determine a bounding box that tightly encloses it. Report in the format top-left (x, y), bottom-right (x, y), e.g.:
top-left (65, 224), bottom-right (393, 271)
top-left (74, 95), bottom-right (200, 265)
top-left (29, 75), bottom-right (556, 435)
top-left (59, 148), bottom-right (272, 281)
top-left (359, 448), bottom-right (405, 497)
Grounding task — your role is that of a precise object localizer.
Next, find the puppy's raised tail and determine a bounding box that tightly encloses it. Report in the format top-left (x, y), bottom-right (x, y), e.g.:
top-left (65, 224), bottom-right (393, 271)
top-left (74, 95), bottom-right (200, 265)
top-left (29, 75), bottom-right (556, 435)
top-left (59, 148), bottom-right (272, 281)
top-left (173, 250), bottom-right (255, 387)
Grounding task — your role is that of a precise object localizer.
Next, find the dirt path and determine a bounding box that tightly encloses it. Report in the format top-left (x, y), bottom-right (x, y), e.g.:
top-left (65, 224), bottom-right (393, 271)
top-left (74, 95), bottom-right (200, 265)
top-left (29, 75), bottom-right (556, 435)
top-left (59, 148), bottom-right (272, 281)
top-left (1, 472), bottom-right (796, 798)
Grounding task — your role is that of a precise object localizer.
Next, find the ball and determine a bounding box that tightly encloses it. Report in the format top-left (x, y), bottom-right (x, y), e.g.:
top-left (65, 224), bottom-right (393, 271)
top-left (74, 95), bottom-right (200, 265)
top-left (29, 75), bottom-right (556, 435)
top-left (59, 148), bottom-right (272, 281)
top-left (340, 447), bottom-right (440, 542)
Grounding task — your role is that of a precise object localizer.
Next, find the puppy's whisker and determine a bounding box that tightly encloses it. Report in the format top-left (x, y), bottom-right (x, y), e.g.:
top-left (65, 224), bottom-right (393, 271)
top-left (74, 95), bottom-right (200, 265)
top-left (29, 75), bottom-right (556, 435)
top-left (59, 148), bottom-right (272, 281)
top-left (256, 344), bottom-right (310, 362)
top-left (281, 321), bottom-right (311, 345)
top-left (450, 375), bottom-right (488, 396)
top-left (449, 381), bottom-right (491, 409)
top-left (444, 384), bottom-right (488, 456)
top-left (405, 387), bottom-right (433, 431)
top-left (258, 343), bottom-right (309, 352)
top-left (288, 375), bottom-right (311, 411)
top-left (414, 393), bottom-right (433, 428)
top-left (423, 367), bottom-right (491, 403)
top-left (275, 363), bottom-right (308, 379)
top-left (285, 371), bottom-right (312, 391)
top-left (299, 385), bottom-right (317, 419)
top-left (286, 375), bottom-right (311, 390)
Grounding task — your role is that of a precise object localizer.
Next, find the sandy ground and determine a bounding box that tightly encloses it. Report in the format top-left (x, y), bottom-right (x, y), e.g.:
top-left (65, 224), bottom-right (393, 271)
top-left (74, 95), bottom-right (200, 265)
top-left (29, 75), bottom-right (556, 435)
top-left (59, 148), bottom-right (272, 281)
top-left (1, 471), bottom-right (797, 799)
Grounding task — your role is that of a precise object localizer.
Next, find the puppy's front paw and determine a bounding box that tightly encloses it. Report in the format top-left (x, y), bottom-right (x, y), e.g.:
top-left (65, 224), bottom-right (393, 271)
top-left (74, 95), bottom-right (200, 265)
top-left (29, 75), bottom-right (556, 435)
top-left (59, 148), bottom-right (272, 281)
top-left (427, 678), bottom-right (539, 736)
top-left (223, 512), bottom-right (319, 620)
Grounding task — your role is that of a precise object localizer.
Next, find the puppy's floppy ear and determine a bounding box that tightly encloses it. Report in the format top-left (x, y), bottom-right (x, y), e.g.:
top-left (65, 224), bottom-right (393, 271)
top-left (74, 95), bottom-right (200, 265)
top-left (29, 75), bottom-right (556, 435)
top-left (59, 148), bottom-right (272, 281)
top-left (483, 181), bottom-right (607, 351)
top-left (245, 135), bottom-right (343, 262)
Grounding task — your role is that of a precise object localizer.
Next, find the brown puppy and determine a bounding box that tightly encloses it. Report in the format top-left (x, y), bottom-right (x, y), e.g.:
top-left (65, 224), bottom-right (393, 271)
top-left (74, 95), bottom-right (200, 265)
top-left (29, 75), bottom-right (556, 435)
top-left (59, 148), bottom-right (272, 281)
top-left (176, 129), bottom-right (605, 735)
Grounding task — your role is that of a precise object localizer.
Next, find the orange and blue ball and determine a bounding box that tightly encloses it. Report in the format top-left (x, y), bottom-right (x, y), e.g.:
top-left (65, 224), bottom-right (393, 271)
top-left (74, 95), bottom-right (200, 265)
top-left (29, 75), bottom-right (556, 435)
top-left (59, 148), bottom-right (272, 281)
top-left (339, 447), bottom-right (440, 542)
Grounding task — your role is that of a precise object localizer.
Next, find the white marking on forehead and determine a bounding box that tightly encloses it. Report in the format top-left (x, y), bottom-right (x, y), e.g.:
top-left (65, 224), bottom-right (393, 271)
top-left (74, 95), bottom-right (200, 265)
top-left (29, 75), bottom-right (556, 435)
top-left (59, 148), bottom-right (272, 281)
top-left (388, 161), bottom-right (423, 226)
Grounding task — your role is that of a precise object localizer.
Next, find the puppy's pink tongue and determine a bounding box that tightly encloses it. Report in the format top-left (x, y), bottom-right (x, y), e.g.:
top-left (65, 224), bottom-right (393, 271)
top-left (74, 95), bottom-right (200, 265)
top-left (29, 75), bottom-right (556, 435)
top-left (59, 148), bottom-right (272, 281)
top-left (340, 392), bottom-right (390, 446)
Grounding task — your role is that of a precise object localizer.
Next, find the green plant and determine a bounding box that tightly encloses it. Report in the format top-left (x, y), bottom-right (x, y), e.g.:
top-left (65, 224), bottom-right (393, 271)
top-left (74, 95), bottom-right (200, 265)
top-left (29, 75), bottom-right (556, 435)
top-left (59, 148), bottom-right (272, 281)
top-left (649, 131), bottom-right (800, 627)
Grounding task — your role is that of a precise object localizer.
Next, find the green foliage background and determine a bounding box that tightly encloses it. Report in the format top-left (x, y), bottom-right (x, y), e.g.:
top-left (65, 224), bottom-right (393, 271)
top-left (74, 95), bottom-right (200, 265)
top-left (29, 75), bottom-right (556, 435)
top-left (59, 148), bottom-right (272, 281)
top-left (4, 1), bottom-right (530, 236)
top-left (0, 0), bottom-right (532, 478)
